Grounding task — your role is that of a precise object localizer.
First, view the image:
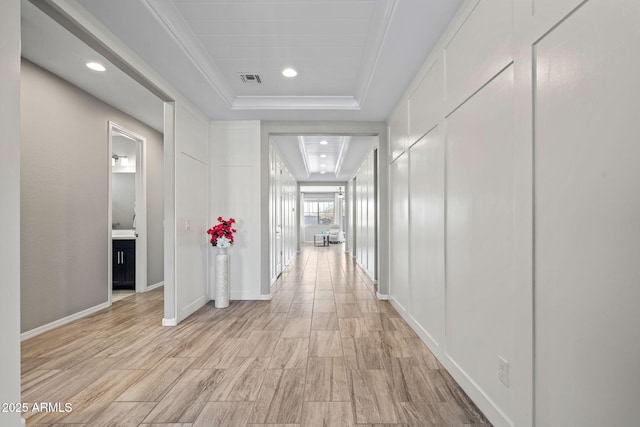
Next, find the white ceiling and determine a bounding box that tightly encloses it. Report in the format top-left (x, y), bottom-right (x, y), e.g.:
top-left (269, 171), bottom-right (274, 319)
top-left (300, 135), bottom-right (349, 177)
top-left (272, 134), bottom-right (377, 181)
top-left (21, 0), bottom-right (463, 181)
top-left (73, 0), bottom-right (464, 121)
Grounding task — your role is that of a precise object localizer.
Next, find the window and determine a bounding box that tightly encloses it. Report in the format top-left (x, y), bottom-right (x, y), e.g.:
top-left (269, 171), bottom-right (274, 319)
top-left (304, 200), bottom-right (334, 225)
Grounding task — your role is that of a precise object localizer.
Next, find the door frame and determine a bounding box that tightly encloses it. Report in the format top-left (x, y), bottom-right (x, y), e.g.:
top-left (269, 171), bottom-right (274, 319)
top-left (108, 121), bottom-right (148, 303)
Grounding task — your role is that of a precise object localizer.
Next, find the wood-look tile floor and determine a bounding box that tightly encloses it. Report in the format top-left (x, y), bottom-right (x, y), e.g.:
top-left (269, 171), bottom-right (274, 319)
top-left (21, 244), bottom-right (491, 427)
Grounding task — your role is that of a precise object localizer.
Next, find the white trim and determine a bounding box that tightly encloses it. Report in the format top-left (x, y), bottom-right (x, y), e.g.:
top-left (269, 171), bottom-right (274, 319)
top-left (108, 122), bottom-right (148, 302)
top-left (21, 301), bottom-right (111, 341)
top-left (140, 0), bottom-right (234, 104)
top-left (356, 259), bottom-right (376, 283)
top-left (44, 1), bottom-right (199, 330)
top-left (375, 292), bottom-right (388, 300)
top-left (146, 281), bottom-right (164, 291)
top-left (229, 291), bottom-right (273, 301)
top-left (139, 0), bottom-right (392, 112)
top-left (180, 296), bottom-right (207, 321)
top-left (388, 297), bottom-right (513, 427)
top-left (233, 95), bottom-right (359, 110)
top-left (162, 318), bottom-right (177, 327)
top-left (388, 296), bottom-right (407, 315)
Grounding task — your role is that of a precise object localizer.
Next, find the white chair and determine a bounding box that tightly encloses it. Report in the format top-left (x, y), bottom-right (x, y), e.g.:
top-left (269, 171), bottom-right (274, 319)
top-left (328, 224), bottom-right (345, 243)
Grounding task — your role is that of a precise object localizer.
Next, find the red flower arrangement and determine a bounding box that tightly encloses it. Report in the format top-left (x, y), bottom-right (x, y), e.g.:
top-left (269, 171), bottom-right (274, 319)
top-left (207, 217), bottom-right (237, 247)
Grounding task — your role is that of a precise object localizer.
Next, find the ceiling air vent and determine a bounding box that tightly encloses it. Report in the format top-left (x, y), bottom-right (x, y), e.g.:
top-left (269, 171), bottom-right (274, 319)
top-left (239, 73), bottom-right (262, 84)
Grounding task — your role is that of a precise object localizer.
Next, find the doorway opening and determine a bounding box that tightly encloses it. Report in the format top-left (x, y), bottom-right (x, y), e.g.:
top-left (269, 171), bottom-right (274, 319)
top-left (108, 122), bottom-right (147, 302)
top-left (268, 133), bottom-right (379, 288)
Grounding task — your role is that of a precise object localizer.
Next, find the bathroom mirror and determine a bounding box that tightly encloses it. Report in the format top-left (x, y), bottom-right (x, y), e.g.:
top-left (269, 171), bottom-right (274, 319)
top-left (112, 134), bottom-right (137, 230)
top-left (108, 122), bottom-right (147, 300)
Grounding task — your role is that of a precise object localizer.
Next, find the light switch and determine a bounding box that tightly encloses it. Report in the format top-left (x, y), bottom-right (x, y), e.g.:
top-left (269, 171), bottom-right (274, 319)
top-left (185, 219), bottom-right (190, 230)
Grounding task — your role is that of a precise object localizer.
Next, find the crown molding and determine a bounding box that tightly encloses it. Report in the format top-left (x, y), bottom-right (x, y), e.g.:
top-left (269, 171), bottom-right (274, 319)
top-left (234, 96), bottom-right (360, 110)
top-left (142, 0), bottom-right (236, 106)
top-left (353, 0), bottom-right (397, 106)
top-left (142, 0), bottom-right (398, 111)
top-left (335, 136), bottom-right (351, 176)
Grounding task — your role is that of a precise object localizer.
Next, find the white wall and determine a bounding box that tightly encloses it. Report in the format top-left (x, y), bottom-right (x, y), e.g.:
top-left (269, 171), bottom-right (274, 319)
top-left (353, 149), bottom-right (377, 282)
top-left (389, 153), bottom-right (409, 309)
top-left (174, 104), bottom-right (209, 322)
top-left (0, 1), bottom-right (22, 425)
top-left (269, 144), bottom-right (298, 283)
top-left (533, 2), bottom-right (640, 426)
top-left (210, 121), bottom-right (266, 300)
top-left (283, 168), bottom-right (297, 263)
top-left (386, 0), bottom-right (640, 426)
top-left (408, 127), bottom-right (445, 348)
top-left (387, 0), bottom-right (521, 424)
top-left (347, 179), bottom-right (354, 255)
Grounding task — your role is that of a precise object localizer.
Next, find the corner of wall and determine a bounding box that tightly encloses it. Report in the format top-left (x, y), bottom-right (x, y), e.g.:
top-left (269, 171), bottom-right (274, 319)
top-left (0, 1), bottom-right (23, 425)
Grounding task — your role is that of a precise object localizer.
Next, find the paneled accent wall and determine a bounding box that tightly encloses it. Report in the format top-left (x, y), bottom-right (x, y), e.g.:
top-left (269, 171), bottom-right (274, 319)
top-left (346, 179), bottom-right (355, 255)
top-left (353, 149), bottom-right (376, 282)
top-left (269, 145), bottom-right (298, 283)
top-left (389, 153), bottom-right (409, 308)
top-left (387, 0), bottom-right (519, 423)
top-left (532, 2), bottom-right (640, 426)
top-left (174, 104), bottom-right (209, 323)
top-left (388, 100), bottom-right (408, 162)
top-left (386, 0), bottom-right (640, 425)
top-left (210, 121), bottom-right (266, 300)
top-left (408, 128), bottom-right (444, 348)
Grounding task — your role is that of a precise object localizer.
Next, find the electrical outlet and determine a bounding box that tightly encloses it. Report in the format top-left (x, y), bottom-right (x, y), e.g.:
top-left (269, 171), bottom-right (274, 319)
top-left (498, 356), bottom-right (509, 387)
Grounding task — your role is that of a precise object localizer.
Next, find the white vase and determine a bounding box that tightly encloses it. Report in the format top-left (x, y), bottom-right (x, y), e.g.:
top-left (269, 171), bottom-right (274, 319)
top-left (215, 246), bottom-right (230, 308)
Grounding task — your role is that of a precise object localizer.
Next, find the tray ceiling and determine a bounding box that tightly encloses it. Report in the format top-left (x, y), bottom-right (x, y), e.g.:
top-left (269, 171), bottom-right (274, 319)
top-left (22, 0), bottom-right (463, 181)
top-left (74, 0), bottom-right (464, 121)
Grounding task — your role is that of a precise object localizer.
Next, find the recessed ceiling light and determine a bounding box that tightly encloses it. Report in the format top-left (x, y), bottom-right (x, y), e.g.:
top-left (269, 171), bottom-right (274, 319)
top-left (320, 154), bottom-right (327, 158)
top-left (86, 62), bottom-right (105, 72)
top-left (282, 68), bottom-right (297, 77)
top-left (321, 164), bottom-right (326, 167)
top-left (320, 140), bottom-right (328, 145)
top-left (320, 171), bottom-right (326, 174)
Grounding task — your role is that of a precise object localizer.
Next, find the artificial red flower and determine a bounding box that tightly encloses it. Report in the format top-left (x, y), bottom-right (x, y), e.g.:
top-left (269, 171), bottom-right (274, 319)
top-left (207, 217), bottom-right (238, 247)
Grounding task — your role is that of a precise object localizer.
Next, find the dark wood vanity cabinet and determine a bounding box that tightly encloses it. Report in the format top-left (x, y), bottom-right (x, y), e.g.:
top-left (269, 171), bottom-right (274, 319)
top-left (112, 239), bottom-right (135, 289)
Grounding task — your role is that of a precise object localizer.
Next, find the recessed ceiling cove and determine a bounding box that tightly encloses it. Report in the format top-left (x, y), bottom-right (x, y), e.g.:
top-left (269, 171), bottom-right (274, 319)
top-left (299, 136), bottom-right (350, 178)
top-left (75, 0), bottom-right (464, 121)
top-left (143, 0), bottom-right (393, 111)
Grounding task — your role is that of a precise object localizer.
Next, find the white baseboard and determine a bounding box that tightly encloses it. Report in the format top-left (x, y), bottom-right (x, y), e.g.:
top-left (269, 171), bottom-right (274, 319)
top-left (146, 281), bottom-right (164, 291)
top-left (387, 296), bottom-right (512, 427)
top-left (21, 301), bottom-right (111, 341)
top-left (180, 296), bottom-right (207, 321)
top-left (230, 291), bottom-right (272, 300)
top-left (376, 292), bottom-right (388, 300)
top-left (162, 318), bottom-right (177, 326)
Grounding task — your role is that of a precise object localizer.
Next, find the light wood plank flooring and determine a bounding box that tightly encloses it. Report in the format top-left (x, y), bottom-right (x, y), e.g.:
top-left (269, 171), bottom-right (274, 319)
top-left (22, 244), bottom-right (491, 426)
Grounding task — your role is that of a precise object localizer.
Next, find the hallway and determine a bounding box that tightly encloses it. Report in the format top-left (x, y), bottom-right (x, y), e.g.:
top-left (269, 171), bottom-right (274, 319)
top-left (21, 244), bottom-right (490, 426)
